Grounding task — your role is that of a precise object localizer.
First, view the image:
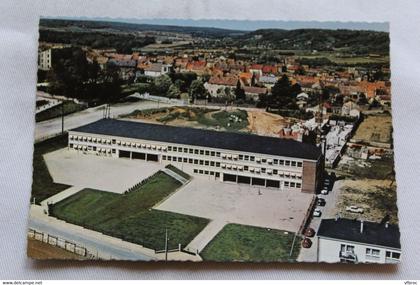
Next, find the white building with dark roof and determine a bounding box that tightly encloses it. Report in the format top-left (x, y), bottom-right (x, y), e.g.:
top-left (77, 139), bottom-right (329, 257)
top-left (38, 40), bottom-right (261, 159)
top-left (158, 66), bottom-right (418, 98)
top-left (317, 218), bottom-right (401, 264)
top-left (68, 119), bottom-right (324, 193)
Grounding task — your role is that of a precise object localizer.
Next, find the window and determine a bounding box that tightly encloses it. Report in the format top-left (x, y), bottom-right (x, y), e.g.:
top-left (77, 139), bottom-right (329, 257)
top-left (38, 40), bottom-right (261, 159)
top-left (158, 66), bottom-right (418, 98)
top-left (178, 148), bottom-right (182, 152)
top-left (204, 170), bottom-right (209, 175)
top-left (194, 159), bottom-right (198, 164)
top-left (216, 152), bottom-right (221, 157)
top-left (189, 158), bottom-right (193, 163)
top-left (239, 155), bottom-right (243, 160)
top-left (279, 160), bottom-right (284, 165)
top-left (244, 155), bottom-right (249, 161)
top-left (210, 171), bottom-right (214, 175)
top-left (173, 147), bottom-right (177, 151)
top-left (112, 139), bottom-right (116, 144)
top-left (262, 159), bottom-right (267, 163)
top-left (250, 156), bottom-right (255, 161)
top-left (366, 248), bottom-right (380, 257)
top-left (216, 162), bottom-right (220, 167)
top-left (199, 160), bottom-right (204, 165)
top-left (167, 156), bottom-right (172, 161)
top-left (261, 168), bottom-right (266, 173)
top-left (284, 181), bottom-right (289, 187)
top-left (205, 161), bottom-right (209, 166)
top-left (273, 170), bottom-right (278, 175)
top-left (296, 183), bottom-right (301, 188)
top-left (200, 150), bottom-right (204, 155)
top-left (194, 169), bottom-right (198, 173)
top-left (290, 182), bottom-right (295, 187)
top-left (215, 172), bottom-right (220, 178)
top-left (211, 151), bottom-right (215, 156)
top-left (183, 158), bottom-right (188, 162)
top-left (210, 161), bottom-right (215, 166)
top-left (205, 150), bottom-right (209, 156)
top-left (297, 162), bottom-right (303, 167)
top-left (273, 159), bottom-right (278, 165)
top-left (285, 161), bottom-right (290, 166)
top-left (177, 157), bottom-right (182, 162)
top-left (184, 148), bottom-right (188, 153)
top-left (341, 244), bottom-right (355, 252)
top-left (69, 143), bottom-right (73, 148)
top-left (194, 149), bottom-right (199, 155)
top-left (189, 149), bottom-right (193, 154)
top-left (291, 161), bottom-right (297, 167)
top-left (199, 170), bottom-right (203, 174)
top-left (168, 146), bottom-right (172, 151)
top-left (244, 166), bottom-right (248, 171)
top-left (162, 155), bottom-right (167, 160)
top-left (112, 149), bottom-right (116, 154)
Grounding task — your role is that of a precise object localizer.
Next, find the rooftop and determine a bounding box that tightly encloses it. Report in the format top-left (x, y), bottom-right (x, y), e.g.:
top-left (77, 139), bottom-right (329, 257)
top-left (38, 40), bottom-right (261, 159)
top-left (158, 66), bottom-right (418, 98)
top-left (71, 119), bottom-right (322, 160)
top-left (317, 218), bottom-right (401, 249)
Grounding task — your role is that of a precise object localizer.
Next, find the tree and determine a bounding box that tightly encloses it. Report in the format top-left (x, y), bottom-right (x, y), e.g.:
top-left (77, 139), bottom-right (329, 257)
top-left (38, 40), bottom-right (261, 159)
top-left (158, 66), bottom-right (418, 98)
top-left (153, 74), bottom-right (172, 96)
top-left (234, 80), bottom-right (246, 101)
top-left (189, 79), bottom-right (207, 100)
top-left (167, 84), bottom-right (181, 99)
top-left (269, 74), bottom-right (296, 108)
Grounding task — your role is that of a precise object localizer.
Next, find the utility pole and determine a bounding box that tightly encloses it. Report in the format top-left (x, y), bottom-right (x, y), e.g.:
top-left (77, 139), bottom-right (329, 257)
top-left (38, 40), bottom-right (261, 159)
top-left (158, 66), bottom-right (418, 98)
top-left (61, 100), bottom-right (65, 134)
top-left (164, 228), bottom-right (168, 261)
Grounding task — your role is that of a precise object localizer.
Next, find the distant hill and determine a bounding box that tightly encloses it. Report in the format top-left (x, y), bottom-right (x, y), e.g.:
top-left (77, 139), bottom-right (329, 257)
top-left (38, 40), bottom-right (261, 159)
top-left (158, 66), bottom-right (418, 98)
top-left (243, 29), bottom-right (389, 54)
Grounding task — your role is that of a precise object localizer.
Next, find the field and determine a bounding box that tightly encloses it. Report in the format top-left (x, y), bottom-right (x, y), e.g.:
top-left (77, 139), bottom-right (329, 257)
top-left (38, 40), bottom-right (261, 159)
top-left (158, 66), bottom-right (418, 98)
top-left (352, 113), bottom-right (393, 145)
top-left (123, 106), bottom-right (290, 136)
top-left (27, 237), bottom-right (85, 260)
top-left (35, 101), bottom-right (86, 122)
top-left (334, 179), bottom-right (398, 224)
top-left (31, 135), bottom-right (70, 203)
top-left (201, 224), bottom-right (301, 262)
top-left (50, 171), bottom-right (209, 250)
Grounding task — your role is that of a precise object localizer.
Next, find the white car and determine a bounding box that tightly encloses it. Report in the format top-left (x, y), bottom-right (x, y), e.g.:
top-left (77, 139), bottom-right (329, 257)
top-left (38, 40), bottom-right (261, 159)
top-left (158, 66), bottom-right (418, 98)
top-left (321, 189), bottom-right (328, 195)
top-left (346, 206), bottom-right (364, 214)
top-left (313, 208), bottom-right (322, 217)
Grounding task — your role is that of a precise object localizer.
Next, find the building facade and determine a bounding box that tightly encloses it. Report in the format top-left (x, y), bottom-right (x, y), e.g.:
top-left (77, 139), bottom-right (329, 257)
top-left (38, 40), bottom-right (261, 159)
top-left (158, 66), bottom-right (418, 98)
top-left (38, 49), bottom-right (52, 71)
top-left (68, 119), bottom-right (323, 193)
top-left (317, 218), bottom-right (401, 264)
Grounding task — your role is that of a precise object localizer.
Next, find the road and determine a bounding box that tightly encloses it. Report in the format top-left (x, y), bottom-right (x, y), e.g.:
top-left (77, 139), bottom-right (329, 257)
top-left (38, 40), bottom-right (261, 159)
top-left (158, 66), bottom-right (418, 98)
top-left (35, 99), bottom-right (172, 141)
top-left (28, 215), bottom-right (155, 261)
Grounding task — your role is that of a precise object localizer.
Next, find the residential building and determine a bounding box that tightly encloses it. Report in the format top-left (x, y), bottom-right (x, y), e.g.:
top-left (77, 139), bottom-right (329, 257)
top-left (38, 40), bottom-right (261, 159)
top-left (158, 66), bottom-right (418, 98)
top-left (317, 218), bottom-right (401, 264)
top-left (68, 119), bottom-right (324, 193)
top-left (144, 63), bottom-right (172, 77)
top-left (38, 49), bottom-right (53, 71)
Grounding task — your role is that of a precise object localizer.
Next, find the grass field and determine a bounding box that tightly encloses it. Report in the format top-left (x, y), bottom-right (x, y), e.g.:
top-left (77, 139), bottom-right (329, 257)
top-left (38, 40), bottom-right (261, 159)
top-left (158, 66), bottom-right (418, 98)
top-left (353, 114), bottom-right (393, 145)
top-left (27, 237), bottom-right (85, 260)
top-left (165, 164), bottom-right (191, 179)
top-left (201, 224), bottom-right (301, 262)
top-left (51, 171), bottom-right (208, 250)
top-left (31, 134), bottom-right (70, 204)
top-left (36, 101), bottom-right (86, 122)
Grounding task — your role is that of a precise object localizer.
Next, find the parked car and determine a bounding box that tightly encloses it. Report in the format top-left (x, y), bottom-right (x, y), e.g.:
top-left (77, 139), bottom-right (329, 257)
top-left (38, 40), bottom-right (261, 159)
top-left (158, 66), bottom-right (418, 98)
top-left (346, 206), bottom-right (364, 213)
top-left (304, 227), bottom-right (316, 237)
top-left (301, 238), bottom-right (312, 248)
top-left (313, 208), bottom-right (322, 217)
top-left (320, 189), bottom-right (328, 195)
top-left (317, 198), bottom-right (326, 207)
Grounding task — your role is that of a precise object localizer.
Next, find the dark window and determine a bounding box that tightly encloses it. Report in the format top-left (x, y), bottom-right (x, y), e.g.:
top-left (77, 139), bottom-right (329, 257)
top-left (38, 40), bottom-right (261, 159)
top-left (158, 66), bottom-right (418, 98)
top-left (244, 166), bottom-right (248, 171)
top-left (194, 169), bottom-right (198, 173)
top-left (112, 149), bottom-right (116, 153)
top-left (273, 170), bottom-right (278, 174)
top-left (262, 159), bottom-right (267, 163)
top-left (244, 155), bottom-right (249, 161)
top-left (239, 155), bottom-right (243, 160)
top-left (261, 168), bottom-right (266, 173)
top-left (204, 170), bottom-right (209, 175)
top-left (216, 152), bottom-right (221, 157)
top-left (199, 160), bottom-right (204, 165)
top-left (189, 149), bottom-right (193, 154)
top-left (173, 147), bottom-right (177, 151)
top-left (112, 139), bottom-right (116, 144)
top-left (189, 158), bottom-right (193, 163)
top-left (297, 162), bottom-right (303, 167)
top-left (210, 161), bottom-right (215, 166)
top-left (273, 159), bottom-right (278, 165)
top-left (199, 170), bottom-right (203, 174)
top-left (168, 156), bottom-right (172, 161)
top-left (69, 143), bottom-right (74, 148)
top-left (285, 161), bottom-right (290, 166)
top-left (184, 148), bottom-right (188, 153)
top-left (216, 162), bottom-right (220, 167)
top-left (205, 150), bottom-right (209, 156)
top-left (205, 161), bottom-right (209, 166)
top-left (177, 157), bottom-right (182, 162)
top-left (200, 150), bottom-right (204, 155)
top-left (194, 149), bottom-right (199, 154)
top-left (280, 160), bottom-right (284, 165)
top-left (194, 159), bottom-right (198, 164)
top-left (168, 146), bottom-right (172, 151)
top-left (210, 171), bottom-right (214, 175)
top-left (291, 161), bottom-right (297, 167)
top-left (250, 156), bottom-right (255, 161)
top-left (296, 183), bottom-right (301, 188)
top-left (163, 155), bottom-right (167, 160)
top-left (215, 172), bottom-right (220, 178)
top-left (211, 151), bottom-right (215, 156)
top-left (183, 158), bottom-right (188, 162)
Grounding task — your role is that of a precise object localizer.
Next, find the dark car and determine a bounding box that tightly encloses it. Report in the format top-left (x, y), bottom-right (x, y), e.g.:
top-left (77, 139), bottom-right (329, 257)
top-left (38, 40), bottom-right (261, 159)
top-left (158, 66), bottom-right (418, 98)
top-left (301, 238), bottom-right (312, 248)
top-left (317, 197), bottom-right (326, 207)
top-left (304, 227), bottom-right (316, 237)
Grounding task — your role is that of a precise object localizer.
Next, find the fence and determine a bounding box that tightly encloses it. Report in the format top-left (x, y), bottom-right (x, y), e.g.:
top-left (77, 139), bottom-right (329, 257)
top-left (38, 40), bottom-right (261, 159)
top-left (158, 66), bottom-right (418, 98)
top-left (132, 92), bottom-right (187, 106)
top-left (28, 228), bottom-right (96, 259)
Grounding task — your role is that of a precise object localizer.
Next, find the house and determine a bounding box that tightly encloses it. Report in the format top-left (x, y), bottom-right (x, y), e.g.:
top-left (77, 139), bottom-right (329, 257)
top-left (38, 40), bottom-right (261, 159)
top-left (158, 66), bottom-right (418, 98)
top-left (341, 100), bottom-right (360, 118)
top-left (317, 218), bottom-right (401, 264)
top-left (249, 64), bottom-right (263, 77)
top-left (259, 75), bottom-right (277, 89)
top-left (68, 118), bottom-right (324, 193)
top-left (144, 63), bottom-right (172, 77)
top-left (243, 86), bottom-right (268, 101)
top-left (204, 76), bottom-right (238, 97)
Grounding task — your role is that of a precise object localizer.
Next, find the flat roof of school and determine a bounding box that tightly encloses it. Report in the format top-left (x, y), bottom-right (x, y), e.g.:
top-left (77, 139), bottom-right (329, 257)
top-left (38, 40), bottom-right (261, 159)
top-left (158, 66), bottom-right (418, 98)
top-left (71, 118), bottom-right (322, 160)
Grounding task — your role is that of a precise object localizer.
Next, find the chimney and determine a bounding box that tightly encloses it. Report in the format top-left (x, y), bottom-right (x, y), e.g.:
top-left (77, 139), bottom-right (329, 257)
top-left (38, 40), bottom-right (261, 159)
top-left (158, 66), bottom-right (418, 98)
top-left (360, 220), bottom-right (364, 234)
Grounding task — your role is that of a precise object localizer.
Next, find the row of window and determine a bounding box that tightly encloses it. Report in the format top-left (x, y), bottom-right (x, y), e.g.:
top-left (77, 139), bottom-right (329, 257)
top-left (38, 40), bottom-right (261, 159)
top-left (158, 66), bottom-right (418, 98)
top-left (162, 155), bottom-right (302, 180)
top-left (70, 144), bottom-right (116, 154)
top-left (70, 134), bottom-right (303, 168)
top-left (193, 169), bottom-right (220, 177)
top-left (167, 145), bottom-right (303, 167)
top-left (341, 244), bottom-right (400, 260)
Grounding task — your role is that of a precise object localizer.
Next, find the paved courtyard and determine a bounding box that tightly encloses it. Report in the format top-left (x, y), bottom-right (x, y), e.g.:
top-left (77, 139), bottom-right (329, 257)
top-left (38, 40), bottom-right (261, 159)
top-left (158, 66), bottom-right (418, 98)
top-left (44, 148), bottom-right (163, 193)
top-left (155, 175), bottom-right (315, 252)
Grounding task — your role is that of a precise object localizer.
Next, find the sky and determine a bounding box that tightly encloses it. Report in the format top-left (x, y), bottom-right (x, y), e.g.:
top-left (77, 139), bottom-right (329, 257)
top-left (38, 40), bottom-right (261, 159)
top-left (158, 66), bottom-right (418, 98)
top-left (48, 17), bottom-right (389, 32)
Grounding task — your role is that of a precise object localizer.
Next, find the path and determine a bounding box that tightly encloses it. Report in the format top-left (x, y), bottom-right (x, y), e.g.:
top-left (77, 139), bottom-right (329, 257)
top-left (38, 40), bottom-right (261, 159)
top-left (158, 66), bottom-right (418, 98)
top-left (184, 220), bottom-right (227, 254)
top-left (40, 185), bottom-right (83, 208)
top-left (161, 168), bottom-right (188, 184)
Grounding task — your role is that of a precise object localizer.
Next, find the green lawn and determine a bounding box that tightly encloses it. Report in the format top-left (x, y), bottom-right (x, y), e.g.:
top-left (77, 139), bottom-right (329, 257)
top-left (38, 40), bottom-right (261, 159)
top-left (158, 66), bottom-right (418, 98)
top-left (197, 109), bottom-right (248, 131)
top-left (31, 135), bottom-right (70, 204)
top-left (36, 101), bottom-right (86, 122)
top-left (165, 164), bottom-right (191, 179)
top-left (201, 224), bottom-right (302, 262)
top-left (51, 171), bottom-right (208, 250)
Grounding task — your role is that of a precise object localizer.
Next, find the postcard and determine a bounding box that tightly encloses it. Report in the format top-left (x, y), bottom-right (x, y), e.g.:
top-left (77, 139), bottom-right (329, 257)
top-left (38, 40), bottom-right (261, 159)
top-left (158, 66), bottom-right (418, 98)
top-left (28, 17), bottom-right (399, 263)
